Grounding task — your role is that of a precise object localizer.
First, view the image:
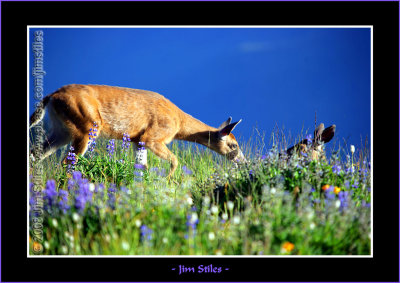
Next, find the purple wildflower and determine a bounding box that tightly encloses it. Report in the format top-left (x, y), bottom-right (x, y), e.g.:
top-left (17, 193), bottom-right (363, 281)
top-left (140, 225), bottom-right (153, 241)
top-left (66, 146), bottom-right (77, 172)
top-left (106, 139), bottom-right (115, 158)
top-left (122, 133), bottom-right (131, 151)
top-left (44, 179), bottom-right (57, 209)
top-left (87, 121), bottom-right (98, 155)
top-left (182, 165), bottom-right (193, 175)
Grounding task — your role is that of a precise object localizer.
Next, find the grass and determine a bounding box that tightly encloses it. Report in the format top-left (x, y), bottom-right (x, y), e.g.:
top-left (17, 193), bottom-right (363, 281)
top-left (29, 130), bottom-right (371, 256)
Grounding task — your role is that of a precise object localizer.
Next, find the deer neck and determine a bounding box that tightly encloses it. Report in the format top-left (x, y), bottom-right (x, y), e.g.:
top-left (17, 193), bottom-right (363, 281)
top-left (176, 113), bottom-right (218, 148)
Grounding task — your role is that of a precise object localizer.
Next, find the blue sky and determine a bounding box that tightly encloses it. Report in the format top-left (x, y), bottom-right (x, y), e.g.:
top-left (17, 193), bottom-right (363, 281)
top-left (29, 27), bottom-right (371, 155)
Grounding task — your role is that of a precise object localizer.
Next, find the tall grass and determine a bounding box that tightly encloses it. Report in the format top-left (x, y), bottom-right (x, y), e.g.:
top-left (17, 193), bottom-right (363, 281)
top-left (29, 130), bottom-right (371, 255)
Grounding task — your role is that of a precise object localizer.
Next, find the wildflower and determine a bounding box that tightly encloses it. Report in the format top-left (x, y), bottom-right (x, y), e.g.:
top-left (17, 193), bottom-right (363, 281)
top-left (186, 196), bottom-right (193, 205)
top-left (51, 218), bottom-right (58, 228)
top-left (140, 225), bottom-right (153, 241)
top-left (106, 139), bottom-right (115, 158)
top-left (335, 200), bottom-right (341, 208)
top-left (72, 171), bottom-right (82, 181)
top-left (324, 186), bottom-right (335, 200)
top-left (135, 219), bottom-right (142, 228)
top-left (121, 241), bottom-right (130, 251)
top-left (332, 164), bottom-right (341, 174)
top-left (182, 165), bottom-right (193, 175)
top-left (227, 201), bottom-right (234, 211)
top-left (134, 171), bottom-right (144, 177)
top-left (58, 189), bottom-right (69, 213)
top-left (72, 212), bottom-right (80, 223)
top-left (135, 142), bottom-right (147, 166)
top-left (208, 232), bottom-right (216, 241)
top-left (87, 122), bottom-right (98, 154)
top-left (333, 186), bottom-right (341, 194)
top-left (232, 215), bottom-right (241, 225)
top-left (186, 213), bottom-right (199, 231)
top-left (321, 184), bottom-right (331, 191)
top-left (281, 241), bottom-right (295, 253)
top-left (61, 246), bottom-right (68, 254)
top-left (66, 146), bottom-right (77, 172)
top-left (203, 196), bottom-right (211, 206)
top-left (350, 145), bottom-right (355, 154)
top-left (222, 213), bottom-right (228, 221)
top-left (107, 184), bottom-right (117, 210)
top-left (134, 164), bottom-right (146, 170)
top-left (121, 133), bottom-right (131, 151)
top-left (306, 134), bottom-right (312, 145)
top-left (309, 222), bottom-right (316, 230)
top-left (211, 205), bottom-right (219, 215)
top-left (44, 179), bottom-right (57, 204)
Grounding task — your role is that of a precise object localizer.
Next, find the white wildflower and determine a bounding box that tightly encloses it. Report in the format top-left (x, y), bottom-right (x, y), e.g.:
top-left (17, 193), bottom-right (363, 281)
top-left (61, 245), bottom-right (68, 254)
top-left (350, 145), bottom-right (355, 154)
top-left (72, 212), bottom-right (80, 223)
top-left (121, 241), bottom-right (130, 251)
top-left (203, 196), bottom-right (211, 206)
top-left (211, 205), bottom-right (219, 215)
top-left (89, 183), bottom-right (95, 192)
top-left (208, 232), bottom-right (215, 241)
top-left (233, 215), bottom-right (241, 225)
top-left (135, 219), bottom-right (142, 228)
top-left (227, 201), bottom-right (234, 211)
top-left (51, 218), bottom-right (58, 228)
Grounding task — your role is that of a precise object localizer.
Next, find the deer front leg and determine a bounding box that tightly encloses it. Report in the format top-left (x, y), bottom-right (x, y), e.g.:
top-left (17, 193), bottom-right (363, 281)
top-left (144, 141), bottom-right (178, 177)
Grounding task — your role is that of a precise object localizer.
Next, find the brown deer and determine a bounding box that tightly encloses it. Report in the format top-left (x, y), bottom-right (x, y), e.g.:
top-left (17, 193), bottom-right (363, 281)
top-left (29, 84), bottom-right (246, 176)
top-left (286, 123), bottom-right (336, 161)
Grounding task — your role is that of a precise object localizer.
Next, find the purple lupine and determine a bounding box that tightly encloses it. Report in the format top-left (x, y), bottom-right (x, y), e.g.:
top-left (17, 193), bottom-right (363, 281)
top-left (140, 225), bottom-right (153, 241)
top-left (73, 176), bottom-right (93, 213)
top-left (66, 146), bottom-right (77, 172)
top-left (44, 180), bottom-right (57, 209)
top-left (332, 164), bottom-right (342, 174)
top-left (306, 134), bottom-right (312, 145)
top-left (107, 184), bottom-right (117, 210)
top-left (58, 189), bottom-right (70, 213)
top-left (106, 139), bottom-right (115, 158)
top-left (122, 133), bottom-right (131, 151)
top-left (87, 121), bottom-right (98, 155)
top-left (182, 165), bottom-right (193, 175)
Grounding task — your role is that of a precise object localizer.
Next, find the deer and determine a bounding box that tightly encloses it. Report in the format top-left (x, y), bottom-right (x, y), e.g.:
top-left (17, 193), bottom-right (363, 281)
top-left (286, 123), bottom-right (336, 161)
top-left (29, 84), bottom-right (246, 177)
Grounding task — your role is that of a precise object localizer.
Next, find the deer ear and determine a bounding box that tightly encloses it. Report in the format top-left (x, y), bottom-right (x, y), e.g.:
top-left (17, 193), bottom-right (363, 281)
top-left (218, 117), bottom-right (232, 130)
top-left (321, 125), bottom-right (336, 143)
top-left (313, 123), bottom-right (325, 143)
top-left (219, 119), bottom-right (242, 139)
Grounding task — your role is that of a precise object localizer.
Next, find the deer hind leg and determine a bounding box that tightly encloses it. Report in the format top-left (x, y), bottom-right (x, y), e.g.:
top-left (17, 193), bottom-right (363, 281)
top-left (143, 140), bottom-right (178, 177)
top-left (30, 127), bottom-right (71, 163)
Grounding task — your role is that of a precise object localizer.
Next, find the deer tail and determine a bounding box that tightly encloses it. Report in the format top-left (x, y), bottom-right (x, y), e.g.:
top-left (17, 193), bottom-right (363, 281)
top-left (29, 95), bottom-right (51, 129)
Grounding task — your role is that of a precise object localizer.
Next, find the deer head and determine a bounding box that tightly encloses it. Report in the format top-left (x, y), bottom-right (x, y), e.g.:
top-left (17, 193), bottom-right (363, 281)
top-left (211, 117), bottom-right (246, 163)
top-left (287, 123), bottom-right (336, 161)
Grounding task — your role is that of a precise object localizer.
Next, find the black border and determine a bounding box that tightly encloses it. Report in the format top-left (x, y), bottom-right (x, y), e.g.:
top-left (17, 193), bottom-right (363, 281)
top-left (1, 1), bottom-right (399, 282)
